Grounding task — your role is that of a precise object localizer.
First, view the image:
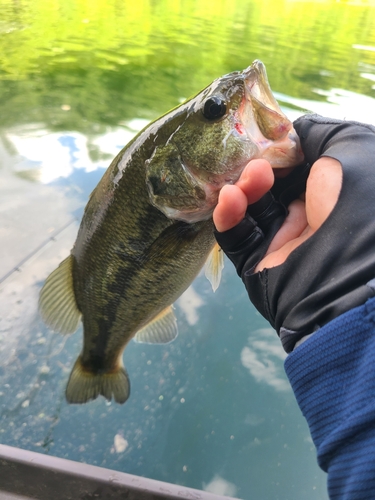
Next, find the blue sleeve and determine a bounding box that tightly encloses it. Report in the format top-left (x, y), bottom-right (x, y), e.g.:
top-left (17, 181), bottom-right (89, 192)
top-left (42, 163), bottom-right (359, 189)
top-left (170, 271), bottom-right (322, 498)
top-left (284, 295), bottom-right (375, 499)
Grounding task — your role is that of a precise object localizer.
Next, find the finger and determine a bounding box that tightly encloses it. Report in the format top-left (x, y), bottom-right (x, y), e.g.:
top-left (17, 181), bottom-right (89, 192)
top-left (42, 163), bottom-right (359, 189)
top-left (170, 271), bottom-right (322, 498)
top-left (266, 199), bottom-right (308, 255)
top-left (213, 159), bottom-right (274, 233)
top-left (305, 157), bottom-right (342, 231)
top-left (255, 157), bottom-right (343, 272)
top-left (255, 199), bottom-right (310, 272)
top-left (213, 184), bottom-right (248, 232)
top-left (236, 159), bottom-right (274, 205)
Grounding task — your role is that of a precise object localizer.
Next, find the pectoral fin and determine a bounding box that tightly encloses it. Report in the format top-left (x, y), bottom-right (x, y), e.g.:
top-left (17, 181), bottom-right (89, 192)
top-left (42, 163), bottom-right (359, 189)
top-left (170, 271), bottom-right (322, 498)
top-left (38, 255), bottom-right (81, 334)
top-left (204, 243), bottom-right (224, 292)
top-left (134, 306), bottom-right (178, 344)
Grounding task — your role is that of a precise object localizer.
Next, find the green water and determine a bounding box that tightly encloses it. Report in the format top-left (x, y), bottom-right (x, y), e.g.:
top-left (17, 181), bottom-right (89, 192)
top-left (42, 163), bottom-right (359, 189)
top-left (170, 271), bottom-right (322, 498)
top-left (1, 0), bottom-right (375, 498)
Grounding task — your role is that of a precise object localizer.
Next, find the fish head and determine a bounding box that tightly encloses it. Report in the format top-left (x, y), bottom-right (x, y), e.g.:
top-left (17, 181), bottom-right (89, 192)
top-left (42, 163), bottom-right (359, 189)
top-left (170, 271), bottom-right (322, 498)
top-left (146, 60), bottom-right (304, 223)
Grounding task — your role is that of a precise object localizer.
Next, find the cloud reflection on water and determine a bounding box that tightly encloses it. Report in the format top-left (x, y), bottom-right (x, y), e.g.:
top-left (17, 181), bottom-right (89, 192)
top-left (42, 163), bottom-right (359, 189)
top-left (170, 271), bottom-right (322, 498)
top-left (276, 87), bottom-right (375, 125)
top-left (203, 474), bottom-right (237, 497)
top-left (3, 118), bottom-right (150, 185)
top-left (177, 286), bottom-right (204, 327)
top-left (241, 328), bottom-right (289, 393)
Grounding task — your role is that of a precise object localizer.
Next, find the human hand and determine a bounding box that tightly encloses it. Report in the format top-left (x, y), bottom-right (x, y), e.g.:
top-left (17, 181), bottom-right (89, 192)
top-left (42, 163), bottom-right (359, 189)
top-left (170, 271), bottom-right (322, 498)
top-left (214, 114), bottom-right (375, 352)
top-left (213, 156), bottom-right (342, 272)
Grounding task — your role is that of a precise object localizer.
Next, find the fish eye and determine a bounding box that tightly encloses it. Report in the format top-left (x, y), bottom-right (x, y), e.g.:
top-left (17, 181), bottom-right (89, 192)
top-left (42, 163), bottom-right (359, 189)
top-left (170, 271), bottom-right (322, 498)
top-left (202, 96), bottom-right (227, 120)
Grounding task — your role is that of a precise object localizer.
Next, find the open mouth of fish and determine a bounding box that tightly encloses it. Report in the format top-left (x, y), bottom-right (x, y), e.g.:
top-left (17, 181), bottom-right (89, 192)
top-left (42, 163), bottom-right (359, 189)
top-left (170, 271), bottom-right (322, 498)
top-left (226, 60), bottom-right (303, 171)
top-left (147, 60), bottom-right (304, 224)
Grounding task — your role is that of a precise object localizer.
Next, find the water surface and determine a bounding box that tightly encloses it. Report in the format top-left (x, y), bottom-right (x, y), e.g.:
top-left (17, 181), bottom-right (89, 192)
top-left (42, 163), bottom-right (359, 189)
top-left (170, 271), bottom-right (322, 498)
top-left (1, 1), bottom-right (375, 498)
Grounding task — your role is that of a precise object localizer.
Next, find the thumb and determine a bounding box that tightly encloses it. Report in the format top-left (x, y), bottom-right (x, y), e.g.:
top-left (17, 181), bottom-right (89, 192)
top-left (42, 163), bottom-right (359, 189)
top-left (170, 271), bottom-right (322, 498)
top-left (213, 159), bottom-right (274, 232)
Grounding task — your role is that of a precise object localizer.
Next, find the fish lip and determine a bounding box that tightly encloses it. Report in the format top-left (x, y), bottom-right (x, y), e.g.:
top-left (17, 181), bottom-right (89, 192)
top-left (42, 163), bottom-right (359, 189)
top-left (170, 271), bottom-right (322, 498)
top-left (242, 60), bottom-right (282, 114)
top-left (242, 60), bottom-right (292, 142)
top-left (238, 60), bottom-right (305, 168)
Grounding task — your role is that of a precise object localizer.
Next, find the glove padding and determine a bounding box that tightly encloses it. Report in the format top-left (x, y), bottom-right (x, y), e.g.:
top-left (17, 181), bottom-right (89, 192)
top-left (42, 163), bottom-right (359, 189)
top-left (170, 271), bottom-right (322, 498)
top-left (215, 114), bottom-right (375, 352)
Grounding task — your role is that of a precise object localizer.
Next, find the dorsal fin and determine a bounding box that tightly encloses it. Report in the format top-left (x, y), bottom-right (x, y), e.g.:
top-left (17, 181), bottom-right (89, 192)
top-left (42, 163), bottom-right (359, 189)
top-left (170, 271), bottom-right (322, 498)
top-left (134, 306), bottom-right (178, 344)
top-left (204, 243), bottom-right (224, 292)
top-left (38, 255), bottom-right (81, 334)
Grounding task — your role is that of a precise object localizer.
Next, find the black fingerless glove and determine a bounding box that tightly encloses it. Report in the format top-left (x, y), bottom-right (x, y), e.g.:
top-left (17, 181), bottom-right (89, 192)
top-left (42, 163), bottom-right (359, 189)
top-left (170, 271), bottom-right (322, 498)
top-left (216, 114), bottom-right (375, 352)
top-left (214, 192), bottom-right (286, 277)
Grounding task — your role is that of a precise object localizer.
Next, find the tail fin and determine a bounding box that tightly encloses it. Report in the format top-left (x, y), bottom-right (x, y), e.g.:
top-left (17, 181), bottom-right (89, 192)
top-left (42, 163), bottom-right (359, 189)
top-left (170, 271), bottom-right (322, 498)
top-left (65, 356), bottom-right (130, 404)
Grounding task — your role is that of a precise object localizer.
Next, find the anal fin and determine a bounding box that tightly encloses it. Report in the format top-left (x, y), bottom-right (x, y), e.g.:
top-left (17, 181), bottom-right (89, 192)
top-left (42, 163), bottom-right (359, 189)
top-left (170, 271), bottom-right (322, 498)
top-left (134, 305), bottom-right (178, 344)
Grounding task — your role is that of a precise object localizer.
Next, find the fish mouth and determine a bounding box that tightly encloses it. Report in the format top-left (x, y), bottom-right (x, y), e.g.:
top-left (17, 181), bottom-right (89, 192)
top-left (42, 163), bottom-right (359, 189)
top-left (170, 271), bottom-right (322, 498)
top-left (239, 60), bottom-right (304, 169)
top-left (243, 60), bottom-right (292, 141)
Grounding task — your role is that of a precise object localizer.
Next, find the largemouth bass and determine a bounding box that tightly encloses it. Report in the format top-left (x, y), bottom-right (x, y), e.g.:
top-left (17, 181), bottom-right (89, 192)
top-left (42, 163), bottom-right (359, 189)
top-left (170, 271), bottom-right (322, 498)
top-left (39, 60), bottom-right (303, 404)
